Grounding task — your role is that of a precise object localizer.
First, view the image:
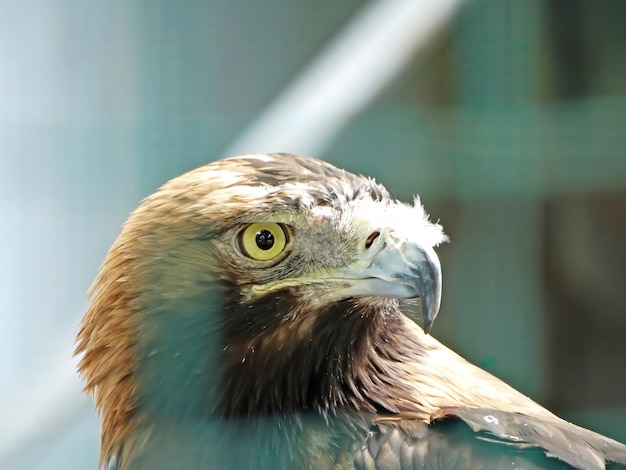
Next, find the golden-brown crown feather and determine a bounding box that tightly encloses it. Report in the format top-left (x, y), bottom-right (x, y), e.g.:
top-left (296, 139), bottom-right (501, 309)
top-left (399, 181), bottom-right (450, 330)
top-left (76, 153), bottom-right (626, 469)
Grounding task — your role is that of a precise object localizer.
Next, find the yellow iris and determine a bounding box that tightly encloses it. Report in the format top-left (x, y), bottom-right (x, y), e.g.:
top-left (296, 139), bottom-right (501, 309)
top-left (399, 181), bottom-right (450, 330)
top-left (238, 223), bottom-right (288, 261)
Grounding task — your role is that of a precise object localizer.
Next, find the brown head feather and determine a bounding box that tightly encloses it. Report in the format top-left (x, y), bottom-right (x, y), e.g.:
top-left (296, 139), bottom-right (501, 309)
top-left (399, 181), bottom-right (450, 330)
top-left (75, 153), bottom-right (396, 464)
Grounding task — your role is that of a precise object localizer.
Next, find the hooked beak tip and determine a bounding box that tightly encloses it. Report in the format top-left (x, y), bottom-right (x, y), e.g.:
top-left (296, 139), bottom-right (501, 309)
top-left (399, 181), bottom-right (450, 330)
top-left (414, 248), bottom-right (442, 334)
top-left (420, 292), bottom-right (439, 334)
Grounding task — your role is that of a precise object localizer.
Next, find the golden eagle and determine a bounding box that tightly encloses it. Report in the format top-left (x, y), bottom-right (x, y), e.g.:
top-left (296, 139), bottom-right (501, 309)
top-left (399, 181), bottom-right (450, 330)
top-left (76, 153), bottom-right (626, 469)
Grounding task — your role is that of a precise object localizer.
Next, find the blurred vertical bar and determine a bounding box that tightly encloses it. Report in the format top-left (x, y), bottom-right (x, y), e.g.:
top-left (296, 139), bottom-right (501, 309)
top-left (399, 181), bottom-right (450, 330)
top-left (0, 2), bottom-right (140, 468)
top-left (445, 0), bottom-right (547, 398)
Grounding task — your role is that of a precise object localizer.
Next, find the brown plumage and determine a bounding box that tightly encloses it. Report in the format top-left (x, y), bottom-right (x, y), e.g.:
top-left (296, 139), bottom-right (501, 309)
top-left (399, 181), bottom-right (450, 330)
top-left (76, 153), bottom-right (626, 469)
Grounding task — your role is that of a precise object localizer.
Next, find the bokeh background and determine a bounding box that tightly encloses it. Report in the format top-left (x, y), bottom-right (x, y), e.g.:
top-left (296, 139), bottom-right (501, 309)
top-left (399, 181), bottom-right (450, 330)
top-left (1, 0), bottom-right (625, 468)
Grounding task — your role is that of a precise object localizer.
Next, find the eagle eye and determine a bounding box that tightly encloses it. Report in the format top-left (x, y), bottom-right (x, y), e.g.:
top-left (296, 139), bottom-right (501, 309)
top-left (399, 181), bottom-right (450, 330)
top-left (238, 223), bottom-right (289, 261)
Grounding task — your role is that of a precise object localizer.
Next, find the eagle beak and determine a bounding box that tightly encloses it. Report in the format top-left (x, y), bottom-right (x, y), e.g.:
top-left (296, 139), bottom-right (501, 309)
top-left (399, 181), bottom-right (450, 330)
top-left (342, 231), bottom-right (442, 334)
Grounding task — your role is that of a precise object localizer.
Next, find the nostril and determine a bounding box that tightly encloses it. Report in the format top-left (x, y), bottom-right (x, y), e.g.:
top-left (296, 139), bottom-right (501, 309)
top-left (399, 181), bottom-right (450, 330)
top-left (365, 231), bottom-right (381, 249)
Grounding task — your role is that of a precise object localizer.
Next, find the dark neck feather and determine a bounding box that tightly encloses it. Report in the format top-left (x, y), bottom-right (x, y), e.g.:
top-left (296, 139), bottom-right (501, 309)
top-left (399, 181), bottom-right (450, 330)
top-left (219, 289), bottom-right (407, 418)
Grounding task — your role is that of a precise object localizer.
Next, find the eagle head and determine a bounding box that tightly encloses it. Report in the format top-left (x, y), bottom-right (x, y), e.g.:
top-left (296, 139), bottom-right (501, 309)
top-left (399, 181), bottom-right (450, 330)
top-left (76, 153), bottom-right (446, 465)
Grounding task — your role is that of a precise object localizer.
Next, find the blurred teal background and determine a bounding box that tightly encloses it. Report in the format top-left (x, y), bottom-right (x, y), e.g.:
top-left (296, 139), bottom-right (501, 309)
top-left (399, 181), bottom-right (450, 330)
top-left (1, 1), bottom-right (625, 468)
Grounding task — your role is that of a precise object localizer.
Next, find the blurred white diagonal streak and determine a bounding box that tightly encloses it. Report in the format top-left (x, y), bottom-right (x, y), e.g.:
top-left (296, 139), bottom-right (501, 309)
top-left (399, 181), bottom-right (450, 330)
top-left (226, 0), bottom-right (465, 157)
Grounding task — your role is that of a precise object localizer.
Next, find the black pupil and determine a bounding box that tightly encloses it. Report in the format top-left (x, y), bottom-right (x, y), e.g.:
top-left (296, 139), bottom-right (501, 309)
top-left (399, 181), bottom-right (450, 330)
top-left (255, 229), bottom-right (275, 250)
